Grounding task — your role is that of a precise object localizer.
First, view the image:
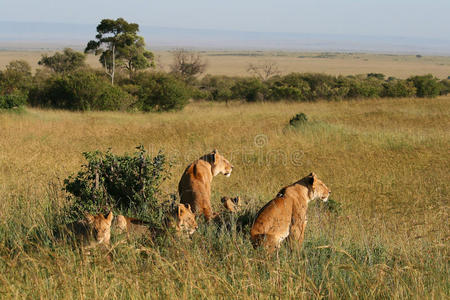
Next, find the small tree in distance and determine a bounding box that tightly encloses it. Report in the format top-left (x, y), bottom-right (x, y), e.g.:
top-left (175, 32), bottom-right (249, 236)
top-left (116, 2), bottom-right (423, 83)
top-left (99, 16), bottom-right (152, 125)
top-left (38, 48), bottom-right (86, 74)
top-left (85, 18), bottom-right (154, 84)
top-left (247, 60), bottom-right (281, 81)
top-left (170, 49), bottom-right (207, 83)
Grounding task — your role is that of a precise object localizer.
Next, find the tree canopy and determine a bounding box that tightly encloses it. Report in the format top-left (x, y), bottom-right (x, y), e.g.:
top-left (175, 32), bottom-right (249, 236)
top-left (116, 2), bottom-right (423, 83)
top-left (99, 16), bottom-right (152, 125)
top-left (85, 18), bottom-right (154, 84)
top-left (38, 48), bottom-right (86, 74)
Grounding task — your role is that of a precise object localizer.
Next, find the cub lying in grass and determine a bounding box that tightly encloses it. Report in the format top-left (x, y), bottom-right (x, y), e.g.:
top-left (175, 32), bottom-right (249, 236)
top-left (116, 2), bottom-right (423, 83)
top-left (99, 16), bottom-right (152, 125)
top-left (67, 212), bottom-right (113, 248)
top-left (179, 149), bottom-right (233, 221)
top-left (250, 173), bottom-right (330, 253)
top-left (115, 203), bottom-right (198, 238)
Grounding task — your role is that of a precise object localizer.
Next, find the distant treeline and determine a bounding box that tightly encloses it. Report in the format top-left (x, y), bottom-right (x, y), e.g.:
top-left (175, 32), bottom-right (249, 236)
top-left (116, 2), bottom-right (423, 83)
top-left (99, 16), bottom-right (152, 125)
top-left (0, 56), bottom-right (449, 112)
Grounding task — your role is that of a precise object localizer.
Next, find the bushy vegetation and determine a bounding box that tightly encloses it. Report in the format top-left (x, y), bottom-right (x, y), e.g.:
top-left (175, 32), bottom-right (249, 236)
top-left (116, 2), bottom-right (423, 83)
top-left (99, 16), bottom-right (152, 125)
top-left (28, 70), bottom-right (133, 111)
top-left (289, 112), bottom-right (308, 127)
top-left (64, 146), bottom-right (170, 226)
top-left (0, 49), bottom-right (446, 112)
top-left (0, 91), bottom-right (27, 109)
top-left (135, 72), bottom-right (189, 111)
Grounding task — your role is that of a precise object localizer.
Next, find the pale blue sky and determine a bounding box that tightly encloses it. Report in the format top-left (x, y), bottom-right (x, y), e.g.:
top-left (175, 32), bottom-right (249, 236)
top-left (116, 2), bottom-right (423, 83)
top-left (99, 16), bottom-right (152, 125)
top-left (1, 0), bottom-right (449, 40)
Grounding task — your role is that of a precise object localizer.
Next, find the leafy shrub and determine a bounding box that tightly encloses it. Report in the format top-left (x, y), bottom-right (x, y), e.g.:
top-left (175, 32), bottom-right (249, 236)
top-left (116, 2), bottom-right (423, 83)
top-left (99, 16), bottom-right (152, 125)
top-left (289, 112), bottom-right (308, 127)
top-left (269, 73), bottom-right (311, 101)
top-left (38, 48), bottom-right (86, 74)
top-left (64, 146), bottom-right (170, 226)
top-left (439, 79), bottom-right (450, 96)
top-left (200, 75), bottom-right (236, 101)
top-left (382, 79), bottom-right (416, 97)
top-left (231, 77), bottom-right (266, 102)
top-left (367, 73), bottom-right (386, 80)
top-left (407, 74), bottom-right (440, 98)
top-left (135, 72), bottom-right (189, 111)
top-left (0, 92), bottom-right (27, 109)
top-left (341, 76), bottom-right (384, 99)
top-left (28, 70), bottom-right (132, 111)
top-left (0, 60), bottom-right (33, 94)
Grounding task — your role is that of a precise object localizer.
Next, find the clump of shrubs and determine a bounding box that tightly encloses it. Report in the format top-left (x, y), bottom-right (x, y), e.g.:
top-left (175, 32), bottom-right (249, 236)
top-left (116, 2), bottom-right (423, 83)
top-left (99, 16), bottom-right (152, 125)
top-left (289, 112), bottom-right (308, 127)
top-left (135, 72), bottom-right (189, 111)
top-left (0, 52), bottom-right (447, 112)
top-left (63, 146), bottom-right (171, 227)
top-left (0, 92), bottom-right (27, 109)
top-left (407, 74), bottom-right (441, 98)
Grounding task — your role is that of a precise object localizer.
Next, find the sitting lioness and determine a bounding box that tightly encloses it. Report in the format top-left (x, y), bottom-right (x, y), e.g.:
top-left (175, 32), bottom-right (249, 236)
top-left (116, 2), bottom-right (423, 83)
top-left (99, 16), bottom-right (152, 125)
top-left (68, 212), bottom-right (113, 247)
top-left (115, 203), bottom-right (198, 237)
top-left (250, 173), bottom-right (330, 253)
top-left (178, 149), bottom-right (233, 221)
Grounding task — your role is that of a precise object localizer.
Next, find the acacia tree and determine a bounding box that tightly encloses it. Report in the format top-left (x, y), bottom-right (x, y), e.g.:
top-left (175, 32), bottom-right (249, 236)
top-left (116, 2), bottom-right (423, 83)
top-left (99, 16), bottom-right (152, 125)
top-left (85, 18), bottom-right (154, 84)
top-left (170, 49), bottom-right (207, 83)
top-left (38, 48), bottom-right (86, 74)
top-left (247, 60), bottom-right (281, 81)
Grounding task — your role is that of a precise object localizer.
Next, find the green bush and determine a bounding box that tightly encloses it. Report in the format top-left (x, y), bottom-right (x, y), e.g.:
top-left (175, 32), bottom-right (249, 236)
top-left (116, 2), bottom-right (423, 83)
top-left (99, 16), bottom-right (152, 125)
top-left (439, 79), bottom-right (450, 96)
top-left (0, 60), bottom-right (33, 94)
top-left (382, 79), bottom-right (416, 97)
top-left (63, 146), bottom-right (171, 226)
top-left (289, 112), bottom-right (308, 127)
top-left (200, 75), bottom-right (236, 101)
top-left (339, 76), bottom-right (384, 99)
top-left (269, 73), bottom-right (311, 101)
top-left (407, 74), bottom-right (440, 98)
top-left (135, 72), bottom-right (189, 111)
top-left (28, 70), bottom-right (132, 111)
top-left (231, 77), bottom-right (266, 102)
top-left (0, 92), bottom-right (27, 109)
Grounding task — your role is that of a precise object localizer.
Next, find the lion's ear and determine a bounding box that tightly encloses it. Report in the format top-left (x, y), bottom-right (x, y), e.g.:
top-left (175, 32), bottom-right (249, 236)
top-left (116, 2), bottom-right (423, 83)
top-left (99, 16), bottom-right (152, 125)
top-left (211, 150), bottom-right (218, 163)
top-left (105, 212), bottom-right (113, 225)
top-left (307, 173), bottom-right (316, 186)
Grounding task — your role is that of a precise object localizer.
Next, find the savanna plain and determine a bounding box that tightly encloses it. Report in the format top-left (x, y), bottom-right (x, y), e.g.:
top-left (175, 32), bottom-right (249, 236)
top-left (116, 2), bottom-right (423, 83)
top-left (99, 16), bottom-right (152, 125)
top-left (0, 95), bottom-right (449, 298)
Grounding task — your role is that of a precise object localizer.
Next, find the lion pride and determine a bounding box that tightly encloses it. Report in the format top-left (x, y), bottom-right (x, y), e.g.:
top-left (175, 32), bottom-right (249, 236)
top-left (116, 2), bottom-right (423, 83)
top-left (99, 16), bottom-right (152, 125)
top-left (250, 173), bottom-right (330, 253)
top-left (178, 150), bottom-right (233, 221)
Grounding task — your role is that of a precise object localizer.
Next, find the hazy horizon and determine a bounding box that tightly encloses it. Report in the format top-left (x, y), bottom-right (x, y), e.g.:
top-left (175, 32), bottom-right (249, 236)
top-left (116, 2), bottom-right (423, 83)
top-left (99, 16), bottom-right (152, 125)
top-left (0, 0), bottom-right (449, 54)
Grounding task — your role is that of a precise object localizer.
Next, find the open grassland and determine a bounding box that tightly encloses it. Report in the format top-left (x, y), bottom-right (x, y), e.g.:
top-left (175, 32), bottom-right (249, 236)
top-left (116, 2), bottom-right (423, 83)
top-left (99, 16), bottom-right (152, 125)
top-left (1, 50), bottom-right (450, 79)
top-left (0, 97), bottom-right (449, 298)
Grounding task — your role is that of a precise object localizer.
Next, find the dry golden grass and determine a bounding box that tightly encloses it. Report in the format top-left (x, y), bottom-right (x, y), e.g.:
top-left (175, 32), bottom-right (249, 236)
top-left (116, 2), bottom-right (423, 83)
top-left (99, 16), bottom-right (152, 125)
top-left (0, 97), bottom-right (449, 298)
top-left (1, 50), bottom-right (450, 79)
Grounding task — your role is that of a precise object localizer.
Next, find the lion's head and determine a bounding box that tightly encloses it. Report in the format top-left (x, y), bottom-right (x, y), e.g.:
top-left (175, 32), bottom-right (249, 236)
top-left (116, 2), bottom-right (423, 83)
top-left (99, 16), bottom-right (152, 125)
top-left (176, 204), bottom-right (198, 235)
top-left (202, 149), bottom-right (233, 177)
top-left (85, 212), bottom-right (113, 245)
top-left (302, 172), bottom-right (331, 202)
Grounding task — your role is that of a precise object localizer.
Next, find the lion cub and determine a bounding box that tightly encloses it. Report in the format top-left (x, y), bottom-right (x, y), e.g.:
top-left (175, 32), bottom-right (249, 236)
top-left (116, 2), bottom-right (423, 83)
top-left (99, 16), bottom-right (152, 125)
top-left (179, 149), bottom-right (233, 221)
top-left (221, 196), bottom-right (241, 213)
top-left (115, 203), bottom-right (198, 237)
top-left (68, 212), bottom-right (113, 247)
top-left (250, 173), bottom-right (330, 253)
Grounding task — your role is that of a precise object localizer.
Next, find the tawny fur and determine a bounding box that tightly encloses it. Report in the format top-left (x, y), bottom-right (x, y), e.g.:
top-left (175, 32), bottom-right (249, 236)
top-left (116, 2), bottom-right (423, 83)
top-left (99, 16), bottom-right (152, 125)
top-left (221, 196), bottom-right (241, 213)
top-left (68, 212), bottom-right (113, 247)
top-left (178, 150), bottom-right (233, 221)
top-left (250, 173), bottom-right (330, 253)
top-left (115, 204), bottom-right (198, 237)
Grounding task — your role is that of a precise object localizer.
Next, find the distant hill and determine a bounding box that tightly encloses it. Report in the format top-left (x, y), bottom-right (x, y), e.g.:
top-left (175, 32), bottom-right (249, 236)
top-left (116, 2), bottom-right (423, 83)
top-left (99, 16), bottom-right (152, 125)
top-left (1, 21), bottom-right (449, 55)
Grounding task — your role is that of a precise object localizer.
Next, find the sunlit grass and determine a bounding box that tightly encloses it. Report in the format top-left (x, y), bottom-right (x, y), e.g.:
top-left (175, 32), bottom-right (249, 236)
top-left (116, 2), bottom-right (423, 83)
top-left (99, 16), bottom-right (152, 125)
top-left (0, 96), bottom-right (449, 298)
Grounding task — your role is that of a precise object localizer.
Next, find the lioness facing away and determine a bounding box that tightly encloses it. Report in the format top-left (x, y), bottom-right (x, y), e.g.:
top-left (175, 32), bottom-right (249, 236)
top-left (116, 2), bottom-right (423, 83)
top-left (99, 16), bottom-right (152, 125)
top-left (250, 173), bottom-right (330, 253)
top-left (68, 212), bottom-right (113, 247)
top-left (115, 203), bottom-right (198, 237)
top-left (178, 149), bottom-right (233, 221)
